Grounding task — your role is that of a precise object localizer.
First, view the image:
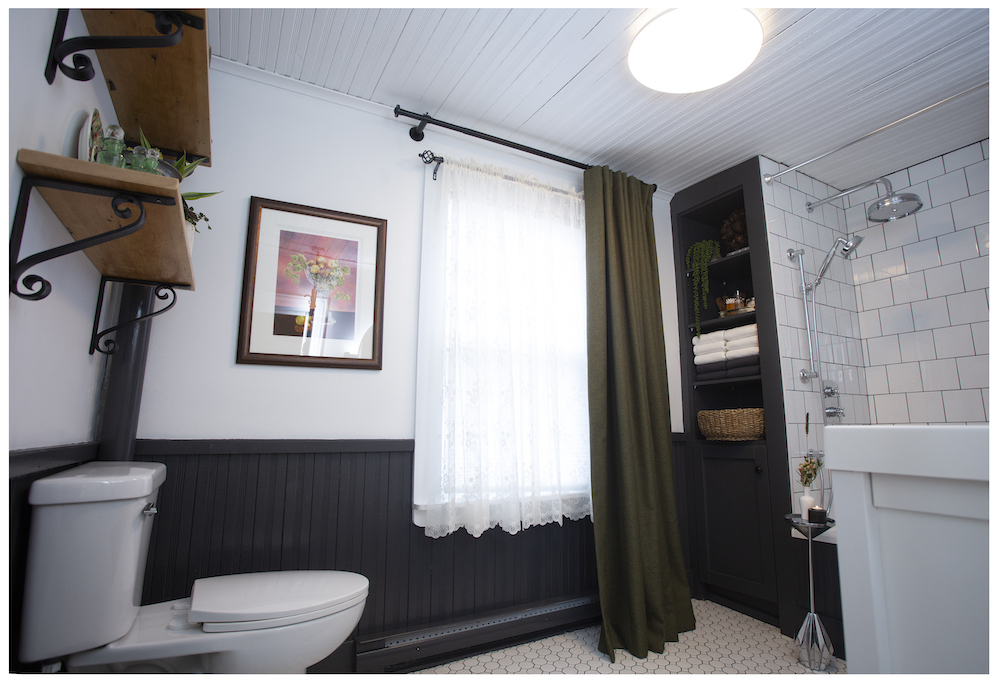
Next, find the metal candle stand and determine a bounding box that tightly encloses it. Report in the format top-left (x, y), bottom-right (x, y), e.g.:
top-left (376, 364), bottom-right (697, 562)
top-left (786, 514), bottom-right (835, 671)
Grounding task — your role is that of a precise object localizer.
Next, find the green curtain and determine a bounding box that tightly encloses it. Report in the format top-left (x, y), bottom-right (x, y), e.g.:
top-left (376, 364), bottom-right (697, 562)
top-left (583, 165), bottom-right (696, 661)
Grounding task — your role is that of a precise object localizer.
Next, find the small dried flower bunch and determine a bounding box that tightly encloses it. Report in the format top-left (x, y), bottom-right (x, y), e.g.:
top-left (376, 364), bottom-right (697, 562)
top-left (796, 412), bottom-right (823, 487)
top-left (798, 456), bottom-right (823, 488)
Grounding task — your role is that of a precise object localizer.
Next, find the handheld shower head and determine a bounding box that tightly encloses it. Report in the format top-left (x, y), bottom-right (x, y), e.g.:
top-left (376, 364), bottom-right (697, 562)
top-left (814, 235), bottom-right (864, 287)
top-left (840, 235), bottom-right (864, 256)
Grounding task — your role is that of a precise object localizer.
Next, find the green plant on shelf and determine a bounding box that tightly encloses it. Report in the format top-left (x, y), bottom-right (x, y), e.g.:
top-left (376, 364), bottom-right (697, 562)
top-left (686, 239), bottom-right (719, 336)
top-left (136, 129), bottom-right (221, 232)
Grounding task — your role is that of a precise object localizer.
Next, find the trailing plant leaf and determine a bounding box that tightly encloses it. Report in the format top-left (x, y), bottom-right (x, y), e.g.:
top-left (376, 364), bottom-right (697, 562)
top-left (685, 239), bottom-right (719, 336)
top-left (182, 190), bottom-right (222, 201)
top-left (170, 151), bottom-right (219, 231)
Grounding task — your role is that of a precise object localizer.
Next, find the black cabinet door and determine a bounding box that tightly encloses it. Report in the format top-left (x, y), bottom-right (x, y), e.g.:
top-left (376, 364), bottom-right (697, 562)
top-left (692, 442), bottom-right (777, 603)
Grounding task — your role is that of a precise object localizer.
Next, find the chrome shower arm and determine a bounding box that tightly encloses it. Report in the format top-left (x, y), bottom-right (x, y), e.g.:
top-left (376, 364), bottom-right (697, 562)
top-left (806, 178), bottom-right (890, 214)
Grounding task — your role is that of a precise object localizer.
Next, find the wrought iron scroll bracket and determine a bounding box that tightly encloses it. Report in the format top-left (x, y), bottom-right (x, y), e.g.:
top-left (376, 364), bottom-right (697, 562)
top-left (90, 276), bottom-right (177, 355)
top-left (9, 175), bottom-right (176, 300)
top-left (45, 8), bottom-right (205, 84)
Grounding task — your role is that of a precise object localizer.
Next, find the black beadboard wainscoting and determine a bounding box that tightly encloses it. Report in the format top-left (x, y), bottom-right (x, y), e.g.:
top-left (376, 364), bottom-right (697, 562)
top-left (131, 439), bottom-right (601, 673)
top-left (10, 437), bottom-right (704, 674)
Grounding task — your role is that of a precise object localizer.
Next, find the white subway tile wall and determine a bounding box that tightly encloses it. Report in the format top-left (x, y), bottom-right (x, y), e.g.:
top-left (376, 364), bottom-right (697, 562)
top-left (758, 157), bottom-right (867, 514)
top-left (846, 141), bottom-right (989, 426)
top-left (759, 140), bottom-right (988, 514)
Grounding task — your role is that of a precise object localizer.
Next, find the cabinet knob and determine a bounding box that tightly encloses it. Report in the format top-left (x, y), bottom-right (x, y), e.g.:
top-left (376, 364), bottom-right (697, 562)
top-left (755, 466), bottom-right (763, 474)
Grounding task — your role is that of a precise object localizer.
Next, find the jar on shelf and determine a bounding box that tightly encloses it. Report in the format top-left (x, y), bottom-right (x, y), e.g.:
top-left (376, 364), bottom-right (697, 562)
top-left (125, 145), bottom-right (147, 171)
top-left (140, 147), bottom-right (161, 173)
top-left (95, 125), bottom-right (126, 167)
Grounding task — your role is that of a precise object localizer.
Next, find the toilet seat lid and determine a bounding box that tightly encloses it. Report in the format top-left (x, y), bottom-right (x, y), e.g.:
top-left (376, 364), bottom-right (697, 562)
top-left (188, 570), bottom-right (368, 626)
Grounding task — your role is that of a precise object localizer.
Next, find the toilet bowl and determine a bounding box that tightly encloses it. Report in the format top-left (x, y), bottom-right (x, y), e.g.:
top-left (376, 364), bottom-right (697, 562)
top-left (68, 571), bottom-right (368, 673)
top-left (20, 462), bottom-right (369, 673)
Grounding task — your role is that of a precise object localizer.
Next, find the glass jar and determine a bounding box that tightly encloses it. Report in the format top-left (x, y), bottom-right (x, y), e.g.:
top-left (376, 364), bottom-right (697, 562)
top-left (125, 145), bottom-right (147, 171)
top-left (141, 147), bottom-right (161, 173)
top-left (95, 125), bottom-right (126, 167)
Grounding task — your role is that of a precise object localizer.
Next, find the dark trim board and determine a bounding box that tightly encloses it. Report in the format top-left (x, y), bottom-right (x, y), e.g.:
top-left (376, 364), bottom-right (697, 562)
top-left (135, 438), bottom-right (415, 455)
top-left (357, 596), bottom-right (601, 673)
top-left (9, 442), bottom-right (99, 477)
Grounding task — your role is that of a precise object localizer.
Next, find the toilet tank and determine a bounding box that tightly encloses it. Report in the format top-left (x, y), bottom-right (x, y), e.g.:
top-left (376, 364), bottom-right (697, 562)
top-left (20, 462), bottom-right (167, 664)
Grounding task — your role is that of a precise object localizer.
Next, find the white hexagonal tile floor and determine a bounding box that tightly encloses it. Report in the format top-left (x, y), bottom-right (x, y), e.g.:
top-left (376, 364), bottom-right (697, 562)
top-left (415, 599), bottom-right (846, 674)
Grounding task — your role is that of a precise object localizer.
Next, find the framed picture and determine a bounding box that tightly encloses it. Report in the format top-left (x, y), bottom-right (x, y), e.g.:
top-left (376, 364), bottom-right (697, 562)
top-left (237, 197), bottom-right (386, 369)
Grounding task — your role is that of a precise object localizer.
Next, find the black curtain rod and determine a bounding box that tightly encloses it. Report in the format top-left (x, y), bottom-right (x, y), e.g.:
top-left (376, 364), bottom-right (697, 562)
top-left (395, 105), bottom-right (591, 171)
top-left (395, 106), bottom-right (657, 193)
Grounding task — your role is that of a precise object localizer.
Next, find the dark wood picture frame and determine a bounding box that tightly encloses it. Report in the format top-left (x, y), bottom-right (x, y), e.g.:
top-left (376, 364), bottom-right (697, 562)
top-left (237, 196), bottom-right (386, 369)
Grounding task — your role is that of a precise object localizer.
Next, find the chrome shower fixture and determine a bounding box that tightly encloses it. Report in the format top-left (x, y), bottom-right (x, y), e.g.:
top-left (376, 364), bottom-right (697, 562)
top-left (787, 235), bottom-right (863, 383)
top-left (806, 178), bottom-right (922, 222)
top-left (867, 186), bottom-right (923, 222)
top-left (814, 235), bottom-right (864, 288)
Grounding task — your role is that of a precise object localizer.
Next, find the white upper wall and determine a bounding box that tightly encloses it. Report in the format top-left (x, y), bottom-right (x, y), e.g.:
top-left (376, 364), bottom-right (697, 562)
top-left (136, 60), bottom-right (683, 439)
top-left (8, 10), bottom-right (118, 450)
top-left (8, 36), bottom-right (683, 447)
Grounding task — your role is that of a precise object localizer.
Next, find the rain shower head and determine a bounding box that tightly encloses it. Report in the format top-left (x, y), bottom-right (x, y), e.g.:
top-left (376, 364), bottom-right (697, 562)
top-left (867, 190), bottom-right (923, 222)
top-left (806, 177), bottom-right (923, 223)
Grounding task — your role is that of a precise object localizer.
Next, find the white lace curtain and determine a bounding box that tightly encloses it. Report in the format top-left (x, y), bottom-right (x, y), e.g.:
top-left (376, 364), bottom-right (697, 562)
top-left (413, 158), bottom-right (592, 538)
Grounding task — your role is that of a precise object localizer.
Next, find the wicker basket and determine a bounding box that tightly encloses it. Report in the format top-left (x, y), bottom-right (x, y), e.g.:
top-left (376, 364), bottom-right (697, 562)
top-left (697, 408), bottom-right (765, 441)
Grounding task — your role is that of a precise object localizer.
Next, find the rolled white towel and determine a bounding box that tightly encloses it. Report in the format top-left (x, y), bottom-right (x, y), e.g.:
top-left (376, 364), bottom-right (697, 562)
top-left (694, 350), bottom-right (728, 366)
top-left (726, 336), bottom-right (759, 351)
top-left (724, 323), bottom-right (758, 341)
top-left (726, 346), bottom-right (759, 360)
top-left (691, 330), bottom-right (726, 346)
top-left (693, 340), bottom-right (727, 356)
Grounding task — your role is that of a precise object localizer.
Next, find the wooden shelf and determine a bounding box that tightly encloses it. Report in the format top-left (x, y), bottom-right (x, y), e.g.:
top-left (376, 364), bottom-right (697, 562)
top-left (81, 9), bottom-right (211, 164)
top-left (17, 149), bottom-right (195, 290)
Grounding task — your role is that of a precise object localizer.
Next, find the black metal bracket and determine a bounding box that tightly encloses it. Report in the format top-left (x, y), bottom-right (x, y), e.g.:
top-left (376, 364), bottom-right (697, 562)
top-left (420, 150), bottom-right (445, 180)
top-left (9, 175), bottom-right (176, 300)
top-left (45, 8), bottom-right (205, 84)
top-left (90, 276), bottom-right (177, 355)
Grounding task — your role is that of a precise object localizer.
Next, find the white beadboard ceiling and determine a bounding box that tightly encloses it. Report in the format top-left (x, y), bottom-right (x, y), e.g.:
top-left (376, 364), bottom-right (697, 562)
top-left (208, 7), bottom-right (989, 194)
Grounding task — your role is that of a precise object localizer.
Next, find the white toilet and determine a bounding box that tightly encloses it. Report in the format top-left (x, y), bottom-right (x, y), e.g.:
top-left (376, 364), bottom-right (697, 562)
top-left (19, 461), bottom-right (369, 673)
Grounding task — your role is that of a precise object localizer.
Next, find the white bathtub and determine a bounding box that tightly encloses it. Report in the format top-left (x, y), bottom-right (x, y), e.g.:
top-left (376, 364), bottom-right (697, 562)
top-left (826, 425), bottom-right (988, 674)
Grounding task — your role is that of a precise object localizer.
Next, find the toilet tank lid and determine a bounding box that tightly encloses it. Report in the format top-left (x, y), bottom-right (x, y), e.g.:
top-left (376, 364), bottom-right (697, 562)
top-left (189, 571), bottom-right (369, 624)
top-left (29, 462), bottom-right (167, 505)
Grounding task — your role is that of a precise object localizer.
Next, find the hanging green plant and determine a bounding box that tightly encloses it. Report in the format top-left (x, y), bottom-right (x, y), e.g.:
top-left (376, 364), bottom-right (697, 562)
top-left (686, 239), bottom-right (719, 336)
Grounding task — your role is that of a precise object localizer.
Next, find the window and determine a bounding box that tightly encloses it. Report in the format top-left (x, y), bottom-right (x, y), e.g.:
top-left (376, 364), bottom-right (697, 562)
top-left (413, 158), bottom-right (591, 538)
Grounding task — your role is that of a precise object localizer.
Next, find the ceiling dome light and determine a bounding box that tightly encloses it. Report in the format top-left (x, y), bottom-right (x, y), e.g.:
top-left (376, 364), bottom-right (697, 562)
top-left (628, 8), bottom-right (763, 93)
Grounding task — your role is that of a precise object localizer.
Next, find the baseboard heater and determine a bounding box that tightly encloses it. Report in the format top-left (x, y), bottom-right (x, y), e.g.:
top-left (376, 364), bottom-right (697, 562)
top-left (356, 595), bottom-right (601, 673)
